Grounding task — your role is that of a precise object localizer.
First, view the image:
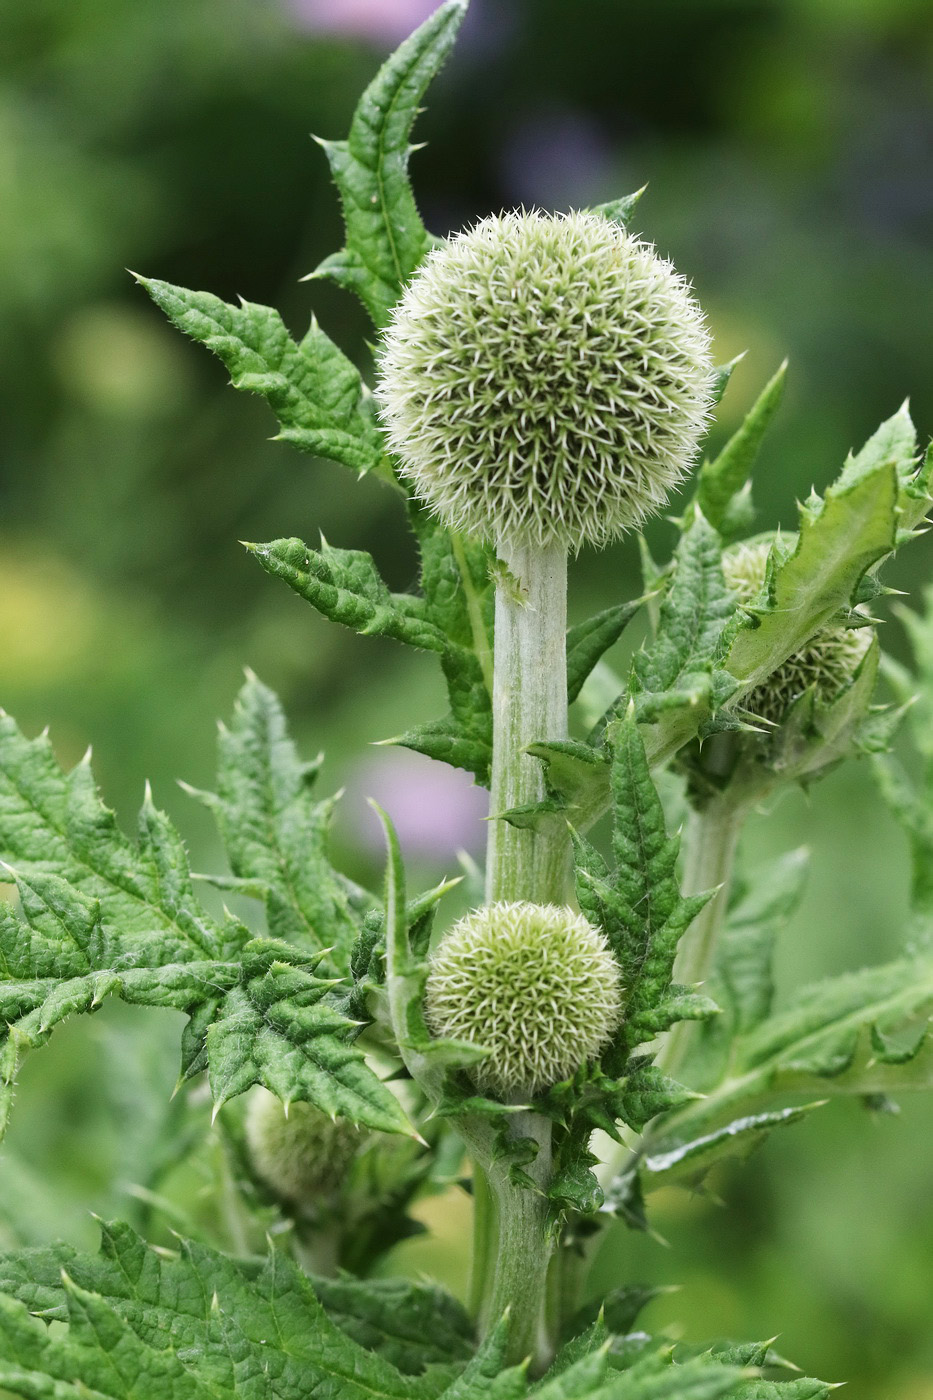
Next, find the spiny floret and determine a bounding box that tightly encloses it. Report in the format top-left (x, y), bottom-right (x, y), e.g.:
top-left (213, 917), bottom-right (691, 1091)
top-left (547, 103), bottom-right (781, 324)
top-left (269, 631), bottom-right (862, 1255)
top-left (424, 901), bottom-right (622, 1097)
top-left (723, 536), bottom-right (874, 724)
top-left (246, 1089), bottom-right (365, 1205)
top-left (377, 209), bottom-right (714, 549)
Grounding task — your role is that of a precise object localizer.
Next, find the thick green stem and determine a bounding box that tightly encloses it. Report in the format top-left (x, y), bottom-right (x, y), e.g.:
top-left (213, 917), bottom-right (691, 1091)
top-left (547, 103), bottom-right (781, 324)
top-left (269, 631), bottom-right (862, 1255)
top-left (465, 537), bottom-right (568, 1366)
top-left (479, 1112), bottom-right (554, 1370)
top-left (486, 538), bottom-right (569, 905)
top-left (656, 793), bottom-right (744, 1079)
top-left (469, 1162), bottom-right (496, 1319)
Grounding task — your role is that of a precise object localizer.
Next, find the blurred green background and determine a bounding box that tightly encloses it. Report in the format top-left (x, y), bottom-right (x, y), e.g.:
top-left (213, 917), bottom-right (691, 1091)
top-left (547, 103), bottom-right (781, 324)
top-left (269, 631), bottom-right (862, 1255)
top-left (1, 0), bottom-right (933, 1392)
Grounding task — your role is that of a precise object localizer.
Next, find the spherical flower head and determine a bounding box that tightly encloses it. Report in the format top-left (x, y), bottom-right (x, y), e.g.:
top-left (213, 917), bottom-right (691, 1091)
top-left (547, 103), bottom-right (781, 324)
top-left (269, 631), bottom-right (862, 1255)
top-left (723, 537), bottom-right (873, 724)
top-left (377, 209), bottom-right (714, 550)
top-left (424, 901), bottom-right (622, 1097)
top-left (246, 1089), bottom-right (365, 1206)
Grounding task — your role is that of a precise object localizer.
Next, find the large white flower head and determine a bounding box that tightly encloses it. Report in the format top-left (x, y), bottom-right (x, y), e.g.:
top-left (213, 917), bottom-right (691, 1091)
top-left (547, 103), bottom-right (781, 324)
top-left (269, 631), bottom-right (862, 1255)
top-left (377, 209), bottom-right (714, 549)
top-left (424, 901), bottom-right (622, 1097)
top-left (723, 536), bottom-right (874, 724)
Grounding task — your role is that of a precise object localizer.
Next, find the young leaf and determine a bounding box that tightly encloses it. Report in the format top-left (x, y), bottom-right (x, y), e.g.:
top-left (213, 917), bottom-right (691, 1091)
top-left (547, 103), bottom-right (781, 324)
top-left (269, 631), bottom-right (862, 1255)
top-left (185, 672), bottom-right (365, 965)
top-left (137, 278), bottom-right (385, 475)
top-left (567, 600), bottom-right (643, 705)
top-left (247, 537), bottom-right (446, 653)
top-left (311, 0), bottom-right (467, 329)
top-left (587, 187), bottom-right (646, 228)
top-left (390, 513), bottom-right (494, 784)
top-left (696, 361), bottom-right (787, 536)
top-left (632, 506), bottom-right (734, 699)
top-left (375, 803), bottom-right (489, 1109)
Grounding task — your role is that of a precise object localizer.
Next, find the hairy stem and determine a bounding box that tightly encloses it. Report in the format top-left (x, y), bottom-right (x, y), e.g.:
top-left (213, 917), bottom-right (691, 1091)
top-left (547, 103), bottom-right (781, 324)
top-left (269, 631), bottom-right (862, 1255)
top-left (486, 538), bottom-right (569, 905)
top-left (465, 537), bottom-right (568, 1366)
top-left (479, 1112), bottom-right (554, 1371)
top-left (656, 792), bottom-right (745, 1079)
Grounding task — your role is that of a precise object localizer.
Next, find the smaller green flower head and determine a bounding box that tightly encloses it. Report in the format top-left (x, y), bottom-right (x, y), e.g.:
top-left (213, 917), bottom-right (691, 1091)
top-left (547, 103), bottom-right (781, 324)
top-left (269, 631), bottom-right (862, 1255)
top-left (377, 209), bottom-right (713, 550)
top-left (723, 536), bottom-right (874, 724)
top-left (424, 901), bottom-right (622, 1098)
top-left (246, 1089), bottom-right (364, 1206)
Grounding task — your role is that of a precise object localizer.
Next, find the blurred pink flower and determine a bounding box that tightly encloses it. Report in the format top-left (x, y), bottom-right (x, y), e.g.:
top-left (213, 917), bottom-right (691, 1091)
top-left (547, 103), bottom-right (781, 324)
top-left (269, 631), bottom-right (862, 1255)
top-left (345, 748), bottom-right (488, 860)
top-left (285, 0), bottom-right (440, 44)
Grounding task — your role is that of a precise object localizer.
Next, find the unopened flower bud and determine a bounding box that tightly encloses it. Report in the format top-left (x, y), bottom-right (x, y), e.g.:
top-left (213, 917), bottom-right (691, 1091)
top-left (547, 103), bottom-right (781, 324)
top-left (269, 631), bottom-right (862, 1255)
top-left (246, 1090), bottom-right (365, 1206)
top-left (723, 536), bottom-right (873, 724)
top-left (424, 901), bottom-right (622, 1097)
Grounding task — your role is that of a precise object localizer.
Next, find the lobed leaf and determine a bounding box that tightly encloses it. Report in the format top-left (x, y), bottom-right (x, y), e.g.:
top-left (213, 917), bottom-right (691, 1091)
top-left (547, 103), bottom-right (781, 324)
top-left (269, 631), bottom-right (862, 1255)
top-left (247, 538), bottom-right (446, 652)
top-left (137, 278), bottom-right (384, 474)
top-left (186, 672), bottom-right (366, 966)
top-left (0, 707), bottom-right (409, 1138)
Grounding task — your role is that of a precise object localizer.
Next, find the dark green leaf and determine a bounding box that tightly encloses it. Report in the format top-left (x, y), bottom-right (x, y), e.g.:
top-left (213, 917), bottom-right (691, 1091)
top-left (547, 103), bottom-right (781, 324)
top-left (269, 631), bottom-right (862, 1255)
top-left (247, 538), bottom-right (445, 652)
top-left (312, 0), bottom-right (467, 329)
top-left (568, 600), bottom-right (643, 705)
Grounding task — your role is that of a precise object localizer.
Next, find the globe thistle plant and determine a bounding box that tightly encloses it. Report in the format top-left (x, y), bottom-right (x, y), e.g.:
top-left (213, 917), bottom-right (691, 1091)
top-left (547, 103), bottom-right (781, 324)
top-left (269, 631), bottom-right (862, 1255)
top-left (723, 536), bottom-right (874, 725)
top-left (424, 901), bottom-right (622, 1097)
top-left (378, 209), bottom-right (713, 551)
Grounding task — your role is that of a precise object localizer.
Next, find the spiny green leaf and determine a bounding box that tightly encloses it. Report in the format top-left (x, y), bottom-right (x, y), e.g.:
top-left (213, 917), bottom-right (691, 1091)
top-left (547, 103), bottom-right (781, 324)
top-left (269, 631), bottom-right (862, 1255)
top-left (311, 0), bottom-right (467, 329)
top-left (136, 278), bottom-right (384, 474)
top-left (0, 1220), bottom-right (438, 1400)
top-left (637, 1103), bottom-right (823, 1191)
top-left (838, 398), bottom-right (917, 493)
top-left (393, 512), bottom-right (494, 784)
top-left (0, 718), bottom-right (223, 960)
top-left (633, 506), bottom-right (734, 698)
top-left (0, 710), bottom-right (408, 1137)
top-left (247, 538), bottom-right (446, 652)
top-left (587, 715), bottom-right (714, 1058)
top-left (311, 1275), bottom-right (474, 1375)
top-left (652, 953), bottom-right (933, 1160)
top-left (201, 939), bottom-right (412, 1133)
top-left (568, 600), bottom-right (643, 705)
top-left (697, 361), bottom-right (786, 537)
top-left (185, 672), bottom-right (365, 966)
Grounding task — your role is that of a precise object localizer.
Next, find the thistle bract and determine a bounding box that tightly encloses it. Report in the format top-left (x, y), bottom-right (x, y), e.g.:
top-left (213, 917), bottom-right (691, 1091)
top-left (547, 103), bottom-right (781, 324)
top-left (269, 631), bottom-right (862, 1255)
top-left (424, 901), bottom-right (622, 1096)
top-left (723, 537), bottom-right (873, 723)
top-left (377, 209), bottom-right (714, 549)
top-left (246, 1089), bottom-right (365, 1206)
